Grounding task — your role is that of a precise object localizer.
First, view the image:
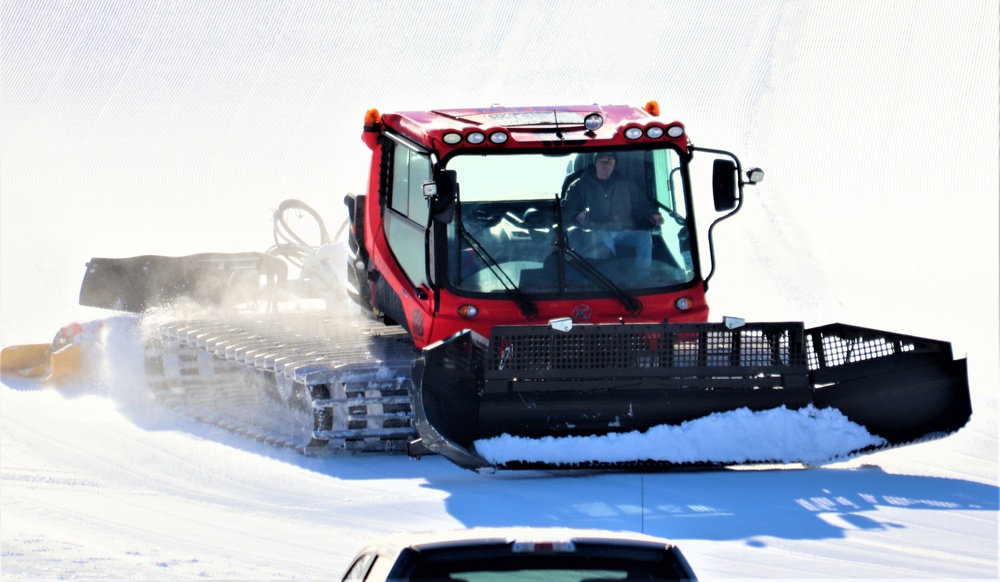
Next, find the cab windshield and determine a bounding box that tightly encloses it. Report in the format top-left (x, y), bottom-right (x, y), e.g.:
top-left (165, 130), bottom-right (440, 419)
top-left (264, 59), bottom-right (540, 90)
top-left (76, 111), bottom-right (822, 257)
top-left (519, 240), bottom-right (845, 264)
top-left (443, 147), bottom-right (694, 297)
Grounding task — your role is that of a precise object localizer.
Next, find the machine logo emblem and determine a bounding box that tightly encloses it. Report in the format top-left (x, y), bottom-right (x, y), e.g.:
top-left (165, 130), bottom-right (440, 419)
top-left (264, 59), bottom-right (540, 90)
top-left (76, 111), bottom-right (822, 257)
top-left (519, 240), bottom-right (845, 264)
top-left (572, 304), bottom-right (592, 322)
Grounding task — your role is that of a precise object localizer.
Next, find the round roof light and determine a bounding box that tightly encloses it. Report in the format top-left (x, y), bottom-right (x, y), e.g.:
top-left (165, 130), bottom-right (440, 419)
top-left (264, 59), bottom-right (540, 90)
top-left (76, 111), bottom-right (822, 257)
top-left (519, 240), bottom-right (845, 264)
top-left (467, 132), bottom-right (486, 144)
top-left (584, 113), bottom-right (604, 131)
top-left (624, 127), bottom-right (643, 140)
top-left (443, 132), bottom-right (462, 145)
top-left (489, 131), bottom-right (508, 144)
top-left (666, 125), bottom-right (685, 138)
top-left (363, 108), bottom-right (381, 127)
top-left (646, 126), bottom-right (665, 139)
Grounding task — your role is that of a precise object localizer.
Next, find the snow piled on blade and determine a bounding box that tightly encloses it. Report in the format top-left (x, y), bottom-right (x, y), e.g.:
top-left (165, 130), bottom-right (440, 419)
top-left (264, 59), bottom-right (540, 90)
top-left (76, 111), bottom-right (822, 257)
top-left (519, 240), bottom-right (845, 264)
top-left (474, 405), bottom-right (888, 467)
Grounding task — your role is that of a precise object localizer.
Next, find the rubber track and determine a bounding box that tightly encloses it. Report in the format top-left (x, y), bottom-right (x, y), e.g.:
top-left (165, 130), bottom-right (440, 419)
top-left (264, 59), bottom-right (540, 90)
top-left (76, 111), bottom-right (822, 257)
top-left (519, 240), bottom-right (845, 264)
top-left (143, 312), bottom-right (420, 453)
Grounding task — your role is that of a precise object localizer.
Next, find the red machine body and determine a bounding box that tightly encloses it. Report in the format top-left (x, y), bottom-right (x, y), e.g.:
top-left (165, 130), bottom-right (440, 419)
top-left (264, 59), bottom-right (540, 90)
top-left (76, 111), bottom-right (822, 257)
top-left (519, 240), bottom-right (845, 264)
top-left (351, 104), bottom-right (710, 349)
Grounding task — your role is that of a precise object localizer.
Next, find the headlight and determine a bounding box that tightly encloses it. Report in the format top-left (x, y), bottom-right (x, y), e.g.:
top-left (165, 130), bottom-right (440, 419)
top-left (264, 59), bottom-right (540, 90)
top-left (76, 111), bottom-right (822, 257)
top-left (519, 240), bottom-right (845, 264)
top-left (624, 127), bottom-right (643, 140)
top-left (666, 124), bottom-right (685, 138)
top-left (646, 126), bottom-right (665, 139)
top-left (443, 132), bottom-right (462, 145)
top-left (467, 132), bottom-right (486, 144)
top-left (489, 131), bottom-right (508, 144)
top-left (584, 113), bottom-right (604, 131)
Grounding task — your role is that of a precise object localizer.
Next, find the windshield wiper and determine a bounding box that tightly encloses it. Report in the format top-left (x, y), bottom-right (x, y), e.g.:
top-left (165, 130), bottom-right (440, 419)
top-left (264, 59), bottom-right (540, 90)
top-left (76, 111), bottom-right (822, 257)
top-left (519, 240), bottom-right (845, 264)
top-left (457, 223), bottom-right (539, 319)
top-left (562, 243), bottom-right (644, 316)
top-left (553, 192), bottom-right (644, 317)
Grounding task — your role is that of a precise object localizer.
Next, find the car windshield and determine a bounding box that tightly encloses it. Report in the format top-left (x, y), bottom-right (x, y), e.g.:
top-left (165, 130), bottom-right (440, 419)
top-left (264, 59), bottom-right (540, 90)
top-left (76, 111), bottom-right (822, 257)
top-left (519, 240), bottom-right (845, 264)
top-left (406, 544), bottom-right (691, 581)
top-left (443, 148), bottom-right (695, 297)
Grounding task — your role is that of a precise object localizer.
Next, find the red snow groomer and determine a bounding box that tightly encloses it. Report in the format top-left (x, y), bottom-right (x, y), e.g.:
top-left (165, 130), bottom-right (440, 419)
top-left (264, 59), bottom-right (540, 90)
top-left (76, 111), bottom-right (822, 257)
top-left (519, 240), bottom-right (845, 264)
top-left (10, 102), bottom-right (971, 471)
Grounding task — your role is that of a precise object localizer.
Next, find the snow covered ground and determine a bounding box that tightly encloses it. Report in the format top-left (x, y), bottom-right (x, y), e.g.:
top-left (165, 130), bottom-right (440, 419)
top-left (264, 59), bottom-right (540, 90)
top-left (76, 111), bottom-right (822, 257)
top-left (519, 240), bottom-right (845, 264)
top-left (2, 1), bottom-right (997, 579)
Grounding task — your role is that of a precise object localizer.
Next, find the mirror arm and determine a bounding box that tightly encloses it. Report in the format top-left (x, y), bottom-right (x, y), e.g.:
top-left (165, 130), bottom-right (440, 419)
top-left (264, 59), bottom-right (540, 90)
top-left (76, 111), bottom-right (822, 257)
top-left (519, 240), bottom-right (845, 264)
top-left (690, 146), bottom-right (757, 291)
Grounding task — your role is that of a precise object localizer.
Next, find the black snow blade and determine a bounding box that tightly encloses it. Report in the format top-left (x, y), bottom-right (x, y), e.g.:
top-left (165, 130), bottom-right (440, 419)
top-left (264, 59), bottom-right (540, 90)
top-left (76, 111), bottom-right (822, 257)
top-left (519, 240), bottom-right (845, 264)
top-left (807, 323), bottom-right (971, 444)
top-left (79, 253), bottom-right (288, 312)
top-left (411, 321), bottom-right (971, 471)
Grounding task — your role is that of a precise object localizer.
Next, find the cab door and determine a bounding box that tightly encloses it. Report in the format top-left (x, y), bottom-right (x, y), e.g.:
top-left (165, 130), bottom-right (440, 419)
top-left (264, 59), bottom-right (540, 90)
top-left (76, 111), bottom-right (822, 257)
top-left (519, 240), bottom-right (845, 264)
top-left (379, 134), bottom-right (435, 341)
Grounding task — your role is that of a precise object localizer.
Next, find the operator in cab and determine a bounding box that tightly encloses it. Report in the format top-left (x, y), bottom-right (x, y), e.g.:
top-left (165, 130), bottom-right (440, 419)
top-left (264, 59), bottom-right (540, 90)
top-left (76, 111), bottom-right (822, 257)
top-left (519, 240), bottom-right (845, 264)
top-left (563, 151), bottom-right (663, 273)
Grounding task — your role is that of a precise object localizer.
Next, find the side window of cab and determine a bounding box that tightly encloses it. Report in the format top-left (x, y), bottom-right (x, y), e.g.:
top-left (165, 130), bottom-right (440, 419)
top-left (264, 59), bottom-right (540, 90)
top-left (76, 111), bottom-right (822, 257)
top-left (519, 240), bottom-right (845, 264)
top-left (390, 144), bottom-right (431, 225)
top-left (384, 138), bottom-right (432, 287)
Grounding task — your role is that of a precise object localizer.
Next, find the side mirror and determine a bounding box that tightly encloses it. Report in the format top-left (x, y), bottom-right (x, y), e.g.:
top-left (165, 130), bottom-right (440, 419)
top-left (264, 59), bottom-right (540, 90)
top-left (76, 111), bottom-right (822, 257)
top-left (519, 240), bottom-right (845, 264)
top-left (712, 159), bottom-right (738, 212)
top-left (428, 169), bottom-right (458, 223)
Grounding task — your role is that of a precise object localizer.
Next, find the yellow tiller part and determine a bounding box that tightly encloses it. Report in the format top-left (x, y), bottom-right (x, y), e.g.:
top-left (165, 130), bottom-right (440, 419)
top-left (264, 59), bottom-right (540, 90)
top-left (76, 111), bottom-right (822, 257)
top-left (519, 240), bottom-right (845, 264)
top-left (1, 323), bottom-right (86, 382)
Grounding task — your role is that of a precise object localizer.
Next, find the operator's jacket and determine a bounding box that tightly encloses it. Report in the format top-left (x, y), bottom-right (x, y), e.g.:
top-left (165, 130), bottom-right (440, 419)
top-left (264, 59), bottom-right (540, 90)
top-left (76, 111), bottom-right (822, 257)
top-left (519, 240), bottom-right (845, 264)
top-left (563, 170), bottom-right (657, 230)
